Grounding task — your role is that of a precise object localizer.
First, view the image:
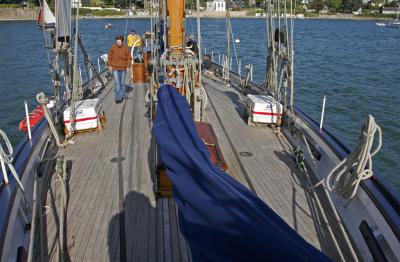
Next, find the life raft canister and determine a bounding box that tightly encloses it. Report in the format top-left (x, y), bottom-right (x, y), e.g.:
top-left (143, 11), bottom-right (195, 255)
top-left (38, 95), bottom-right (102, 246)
top-left (18, 105), bottom-right (45, 132)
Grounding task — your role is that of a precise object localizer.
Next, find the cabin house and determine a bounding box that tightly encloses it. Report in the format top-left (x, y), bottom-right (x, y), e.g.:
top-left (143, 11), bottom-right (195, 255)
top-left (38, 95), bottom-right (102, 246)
top-left (382, 6), bottom-right (400, 15)
top-left (206, 0), bottom-right (226, 12)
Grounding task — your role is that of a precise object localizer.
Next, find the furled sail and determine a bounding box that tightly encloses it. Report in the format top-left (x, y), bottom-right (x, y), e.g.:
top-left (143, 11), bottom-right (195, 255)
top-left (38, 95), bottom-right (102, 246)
top-left (55, 0), bottom-right (71, 40)
top-left (152, 85), bottom-right (330, 261)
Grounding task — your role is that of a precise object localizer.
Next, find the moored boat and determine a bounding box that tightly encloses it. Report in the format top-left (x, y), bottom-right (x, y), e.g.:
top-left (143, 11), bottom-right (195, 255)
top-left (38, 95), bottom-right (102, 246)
top-left (37, 0), bottom-right (55, 28)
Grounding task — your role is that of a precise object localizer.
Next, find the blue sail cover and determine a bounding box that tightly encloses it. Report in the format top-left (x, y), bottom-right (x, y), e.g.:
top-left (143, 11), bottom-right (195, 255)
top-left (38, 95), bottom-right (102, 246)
top-left (152, 85), bottom-right (330, 262)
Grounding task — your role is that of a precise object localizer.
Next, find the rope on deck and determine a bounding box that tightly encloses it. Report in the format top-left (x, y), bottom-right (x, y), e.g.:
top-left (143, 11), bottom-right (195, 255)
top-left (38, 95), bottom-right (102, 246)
top-left (311, 114), bottom-right (382, 201)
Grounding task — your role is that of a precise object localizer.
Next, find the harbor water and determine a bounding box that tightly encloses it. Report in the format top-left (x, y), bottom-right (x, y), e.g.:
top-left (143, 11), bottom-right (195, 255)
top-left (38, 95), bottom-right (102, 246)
top-left (0, 18), bottom-right (399, 191)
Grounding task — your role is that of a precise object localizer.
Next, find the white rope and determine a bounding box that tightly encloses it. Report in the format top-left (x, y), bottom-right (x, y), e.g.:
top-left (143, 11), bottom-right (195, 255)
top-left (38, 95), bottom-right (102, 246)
top-left (311, 115), bottom-right (382, 201)
top-left (0, 130), bottom-right (25, 190)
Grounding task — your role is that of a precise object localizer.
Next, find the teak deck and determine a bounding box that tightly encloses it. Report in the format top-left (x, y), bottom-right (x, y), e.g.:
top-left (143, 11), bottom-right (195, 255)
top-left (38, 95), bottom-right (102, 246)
top-left (43, 72), bottom-right (353, 261)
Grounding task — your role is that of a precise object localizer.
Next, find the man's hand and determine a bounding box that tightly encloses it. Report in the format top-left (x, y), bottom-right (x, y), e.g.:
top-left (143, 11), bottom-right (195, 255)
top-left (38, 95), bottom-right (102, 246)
top-left (126, 67), bottom-right (130, 71)
top-left (108, 66), bottom-right (112, 73)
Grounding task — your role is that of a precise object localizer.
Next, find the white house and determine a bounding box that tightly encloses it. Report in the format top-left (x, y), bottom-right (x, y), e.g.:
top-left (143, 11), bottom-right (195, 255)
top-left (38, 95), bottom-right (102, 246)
top-left (206, 0), bottom-right (226, 12)
top-left (72, 0), bottom-right (82, 8)
top-left (382, 7), bottom-right (400, 15)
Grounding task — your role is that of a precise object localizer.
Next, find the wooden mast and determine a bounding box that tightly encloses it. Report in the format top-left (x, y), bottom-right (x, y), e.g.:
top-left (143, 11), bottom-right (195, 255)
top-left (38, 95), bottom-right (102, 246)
top-left (167, 0), bottom-right (185, 57)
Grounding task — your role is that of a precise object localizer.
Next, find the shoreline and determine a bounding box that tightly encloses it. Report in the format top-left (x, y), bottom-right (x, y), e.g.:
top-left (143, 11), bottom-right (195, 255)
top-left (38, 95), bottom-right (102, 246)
top-left (0, 8), bottom-right (392, 21)
top-left (0, 16), bottom-right (391, 21)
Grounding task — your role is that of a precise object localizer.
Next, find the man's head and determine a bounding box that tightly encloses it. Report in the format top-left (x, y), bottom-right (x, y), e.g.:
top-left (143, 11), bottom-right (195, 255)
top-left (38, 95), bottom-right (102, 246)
top-left (115, 35), bottom-right (124, 46)
top-left (130, 30), bottom-right (136, 35)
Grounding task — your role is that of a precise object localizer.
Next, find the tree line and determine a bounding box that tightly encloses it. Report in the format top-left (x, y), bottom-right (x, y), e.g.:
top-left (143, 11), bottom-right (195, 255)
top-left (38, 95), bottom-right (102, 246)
top-left (304, 0), bottom-right (398, 12)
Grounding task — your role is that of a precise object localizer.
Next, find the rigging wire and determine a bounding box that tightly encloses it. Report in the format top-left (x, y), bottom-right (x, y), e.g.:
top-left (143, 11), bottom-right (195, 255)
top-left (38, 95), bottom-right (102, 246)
top-left (123, 0), bottom-right (134, 41)
top-left (38, 0), bottom-right (52, 66)
top-left (229, 22), bottom-right (241, 79)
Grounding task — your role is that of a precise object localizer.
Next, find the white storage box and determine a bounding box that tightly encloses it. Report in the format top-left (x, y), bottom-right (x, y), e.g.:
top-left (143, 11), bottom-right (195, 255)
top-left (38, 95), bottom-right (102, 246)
top-left (245, 94), bottom-right (282, 124)
top-left (63, 99), bottom-right (101, 131)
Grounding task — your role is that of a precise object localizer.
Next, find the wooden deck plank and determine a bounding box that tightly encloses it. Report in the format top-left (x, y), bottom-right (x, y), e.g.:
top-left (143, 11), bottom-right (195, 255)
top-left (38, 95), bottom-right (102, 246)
top-left (175, 205), bottom-right (190, 262)
top-left (162, 198), bottom-right (172, 262)
top-left (50, 97), bottom-right (118, 236)
top-left (156, 199), bottom-right (165, 262)
top-left (72, 144), bottom-right (117, 260)
top-left (147, 201), bottom-right (157, 262)
top-left (201, 73), bottom-right (356, 258)
top-left (203, 77), bottom-right (320, 234)
top-left (67, 105), bottom-right (122, 259)
top-left (81, 146), bottom-right (120, 260)
top-left (46, 80), bottom-right (178, 262)
top-left (43, 69), bottom-right (352, 261)
top-left (168, 198), bottom-right (181, 261)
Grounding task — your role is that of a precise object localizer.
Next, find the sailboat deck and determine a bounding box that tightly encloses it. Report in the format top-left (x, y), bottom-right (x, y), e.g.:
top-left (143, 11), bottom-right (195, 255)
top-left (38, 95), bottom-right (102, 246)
top-left (43, 72), bottom-right (352, 261)
top-left (202, 72), bottom-right (354, 261)
top-left (44, 77), bottom-right (191, 261)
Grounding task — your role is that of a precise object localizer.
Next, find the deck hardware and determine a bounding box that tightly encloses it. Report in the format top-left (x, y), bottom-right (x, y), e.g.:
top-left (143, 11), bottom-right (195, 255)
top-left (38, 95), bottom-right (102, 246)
top-left (239, 152), bottom-right (253, 157)
top-left (359, 221), bottom-right (389, 262)
top-left (110, 157), bottom-right (125, 163)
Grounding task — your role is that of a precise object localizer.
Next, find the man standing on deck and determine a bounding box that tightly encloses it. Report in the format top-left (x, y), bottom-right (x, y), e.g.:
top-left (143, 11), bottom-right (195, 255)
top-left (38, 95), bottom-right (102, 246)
top-left (186, 34), bottom-right (199, 57)
top-left (108, 35), bottom-right (132, 103)
top-left (127, 29), bottom-right (142, 61)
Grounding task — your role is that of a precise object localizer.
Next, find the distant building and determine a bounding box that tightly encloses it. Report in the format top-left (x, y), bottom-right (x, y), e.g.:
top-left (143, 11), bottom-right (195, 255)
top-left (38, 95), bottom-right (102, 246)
top-left (20, 1), bottom-right (28, 8)
top-left (248, 0), bottom-right (256, 6)
top-left (206, 0), bottom-right (226, 12)
top-left (72, 0), bottom-right (82, 8)
top-left (382, 6), bottom-right (400, 14)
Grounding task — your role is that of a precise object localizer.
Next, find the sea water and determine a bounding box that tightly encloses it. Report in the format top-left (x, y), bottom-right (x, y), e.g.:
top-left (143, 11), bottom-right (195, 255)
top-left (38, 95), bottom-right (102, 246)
top-left (0, 18), bottom-right (399, 191)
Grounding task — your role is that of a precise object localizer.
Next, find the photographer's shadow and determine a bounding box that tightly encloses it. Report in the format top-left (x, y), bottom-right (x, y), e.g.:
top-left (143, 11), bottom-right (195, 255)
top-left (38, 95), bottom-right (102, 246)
top-left (107, 191), bottom-right (156, 262)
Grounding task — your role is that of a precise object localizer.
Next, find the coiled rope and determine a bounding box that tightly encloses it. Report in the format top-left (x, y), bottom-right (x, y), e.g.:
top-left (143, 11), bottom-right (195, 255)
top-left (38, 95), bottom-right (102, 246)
top-left (311, 114), bottom-right (382, 201)
top-left (0, 129), bottom-right (24, 190)
top-left (0, 130), bottom-right (32, 217)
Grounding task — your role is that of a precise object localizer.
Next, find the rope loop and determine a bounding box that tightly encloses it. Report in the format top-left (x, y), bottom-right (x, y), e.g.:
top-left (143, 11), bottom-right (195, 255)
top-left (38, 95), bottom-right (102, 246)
top-left (0, 129), bottom-right (14, 165)
top-left (325, 114), bottom-right (382, 200)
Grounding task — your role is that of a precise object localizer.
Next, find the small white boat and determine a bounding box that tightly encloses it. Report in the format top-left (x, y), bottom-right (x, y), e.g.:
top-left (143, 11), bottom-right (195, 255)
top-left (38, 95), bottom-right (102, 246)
top-left (387, 20), bottom-right (400, 28)
top-left (376, 20), bottom-right (400, 28)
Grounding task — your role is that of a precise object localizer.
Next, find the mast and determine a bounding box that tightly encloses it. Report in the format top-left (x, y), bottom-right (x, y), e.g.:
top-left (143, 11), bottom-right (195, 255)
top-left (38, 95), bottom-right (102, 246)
top-left (196, 0), bottom-right (202, 86)
top-left (265, 0), bottom-right (294, 126)
top-left (167, 0), bottom-right (185, 57)
top-left (148, 0), bottom-right (207, 124)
